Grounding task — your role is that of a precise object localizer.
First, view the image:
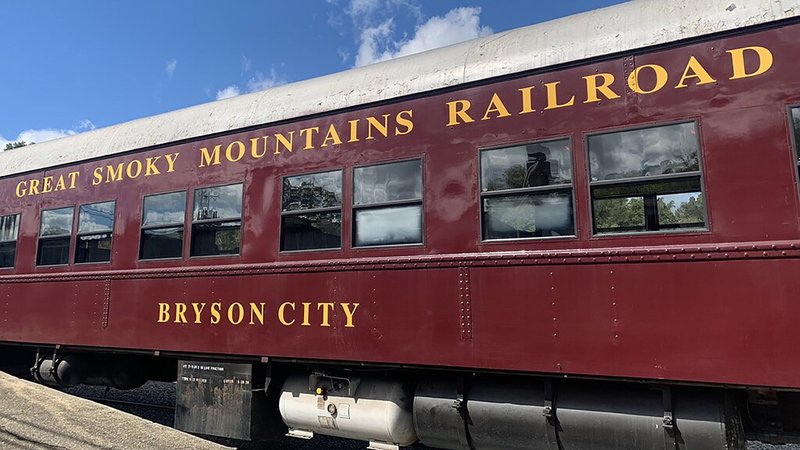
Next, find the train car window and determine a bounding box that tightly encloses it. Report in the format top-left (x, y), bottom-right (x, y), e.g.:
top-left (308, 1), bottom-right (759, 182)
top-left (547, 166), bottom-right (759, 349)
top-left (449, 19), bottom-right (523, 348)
top-left (75, 201), bottom-right (115, 264)
top-left (0, 214), bottom-right (20, 268)
top-left (37, 207), bottom-right (74, 266)
top-left (140, 191), bottom-right (186, 259)
top-left (353, 159), bottom-right (422, 247)
top-left (281, 170), bottom-right (342, 251)
top-left (191, 184), bottom-right (243, 257)
top-left (480, 139), bottom-right (575, 240)
top-left (588, 122), bottom-right (706, 234)
top-left (792, 107), bottom-right (800, 178)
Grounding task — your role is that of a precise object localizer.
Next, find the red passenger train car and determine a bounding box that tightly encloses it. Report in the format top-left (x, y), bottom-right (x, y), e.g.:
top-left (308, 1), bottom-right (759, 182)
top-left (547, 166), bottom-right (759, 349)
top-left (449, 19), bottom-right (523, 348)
top-left (3, 1), bottom-right (800, 448)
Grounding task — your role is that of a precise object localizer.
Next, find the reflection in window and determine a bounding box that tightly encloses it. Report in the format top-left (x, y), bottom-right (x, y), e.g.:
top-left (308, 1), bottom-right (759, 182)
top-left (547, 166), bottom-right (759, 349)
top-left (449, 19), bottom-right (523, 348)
top-left (353, 160), bottom-right (423, 247)
top-left (792, 107), bottom-right (800, 179)
top-left (38, 207), bottom-right (74, 265)
top-left (588, 122), bottom-right (706, 234)
top-left (480, 139), bottom-right (574, 240)
top-left (0, 214), bottom-right (20, 268)
top-left (141, 191), bottom-right (186, 259)
top-left (191, 184), bottom-right (243, 257)
top-left (281, 171), bottom-right (342, 251)
top-left (75, 201), bottom-right (115, 264)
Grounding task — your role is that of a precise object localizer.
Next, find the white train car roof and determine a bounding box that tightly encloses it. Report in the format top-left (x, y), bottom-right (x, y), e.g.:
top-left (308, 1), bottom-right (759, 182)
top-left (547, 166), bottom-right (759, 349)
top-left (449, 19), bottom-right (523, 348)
top-left (2, 0), bottom-right (799, 179)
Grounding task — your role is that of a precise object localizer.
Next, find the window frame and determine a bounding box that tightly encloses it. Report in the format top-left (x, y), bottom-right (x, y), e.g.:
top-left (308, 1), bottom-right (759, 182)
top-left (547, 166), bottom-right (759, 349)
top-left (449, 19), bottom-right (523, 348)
top-left (74, 200), bottom-right (116, 265)
top-left (139, 189), bottom-right (188, 261)
top-left (585, 119), bottom-right (709, 237)
top-left (478, 136), bottom-right (578, 243)
top-left (279, 169), bottom-right (344, 253)
top-left (0, 213), bottom-right (21, 269)
top-left (190, 182), bottom-right (245, 258)
top-left (37, 205), bottom-right (75, 267)
top-left (351, 157), bottom-right (425, 249)
top-left (789, 105), bottom-right (800, 190)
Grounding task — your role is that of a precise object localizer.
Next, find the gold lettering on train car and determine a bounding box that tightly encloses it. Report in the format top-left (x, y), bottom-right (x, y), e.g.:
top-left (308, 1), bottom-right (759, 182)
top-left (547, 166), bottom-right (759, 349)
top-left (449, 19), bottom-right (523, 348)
top-left (92, 152), bottom-right (179, 185)
top-left (126, 160), bottom-right (143, 179)
top-left (583, 73), bottom-right (621, 103)
top-left (518, 86), bottom-right (536, 113)
top-left (210, 302), bottom-right (222, 324)
top-left (366, 115), bottom-right (390, 140)
top-left (158, 301), bottom-right (360, 327)
top-left (278, 302), bottom-right (296, 326)
top-left (341, 303), bottom-right (359, 328)
top-left (395, 110), bottom-right (414, 135)
top-left (321, 124), bottom-right (342, 147)
top-left (158, 303), bottom-right (170, 323)
top-left (727, 46), bottom-right (773, 80)
top-left (228, 303), bottom-right (245, 325)
top-left (274, 131), bottom-right (295, 154)
top-left (446, 100), bottom-right (475, 126)
top-left (175, 303), bottom-right (188, 323)
top-left (627, 64), bottom-right (669, 94)
top-left (482, 93), bottom-right (512, 121)
top-left (15, 171), bottom-right (80, 198)
top-left (299, 127), bottom-right (319, 149)
top-left (199, 145), bottom-right (222, 167)
top-left (317, 303), bottom-right (335, 327)
top-left (348, 119), bottom-right (360, 142)
top-left (249, 303), bottom-right (266, 325)
top-left (192, 303), bottom-right (206, 324)
top-left (675, 56), bottom-right (716, 88)
top-left (226, 141), bottom-right (246, 162)
top-left (251, 137), bottom-right (269, 158)
top-left (544, 81), bottom-right (575, 110)
top-left (145, 156), bottom-right (162, 176)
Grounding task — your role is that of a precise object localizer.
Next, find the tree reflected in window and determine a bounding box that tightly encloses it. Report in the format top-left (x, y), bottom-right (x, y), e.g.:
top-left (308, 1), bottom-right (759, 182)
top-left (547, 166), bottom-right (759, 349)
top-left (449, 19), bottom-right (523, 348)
top-left (281, 171), bottom-right (342, 251)
top-left (588, 122), bottom-right (706, 234)
top-left (0, 214), bottom-right (19, 268)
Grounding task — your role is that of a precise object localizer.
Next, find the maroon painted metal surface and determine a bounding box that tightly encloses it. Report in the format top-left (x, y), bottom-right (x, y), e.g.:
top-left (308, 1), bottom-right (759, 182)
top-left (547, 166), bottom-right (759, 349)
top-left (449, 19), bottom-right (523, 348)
top-left (2, 23), bottom-right (800, 389)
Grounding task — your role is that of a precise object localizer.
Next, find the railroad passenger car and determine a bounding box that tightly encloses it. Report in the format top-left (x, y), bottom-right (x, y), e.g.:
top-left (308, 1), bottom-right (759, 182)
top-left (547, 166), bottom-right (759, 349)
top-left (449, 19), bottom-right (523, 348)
top-left (2, 1), bottom-right (800, 448)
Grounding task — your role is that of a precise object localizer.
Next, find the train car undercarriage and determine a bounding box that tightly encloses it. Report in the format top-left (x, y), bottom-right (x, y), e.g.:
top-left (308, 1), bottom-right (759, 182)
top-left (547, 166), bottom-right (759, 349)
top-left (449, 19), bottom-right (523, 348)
top-left (3, 345), bottom-right (800, 449)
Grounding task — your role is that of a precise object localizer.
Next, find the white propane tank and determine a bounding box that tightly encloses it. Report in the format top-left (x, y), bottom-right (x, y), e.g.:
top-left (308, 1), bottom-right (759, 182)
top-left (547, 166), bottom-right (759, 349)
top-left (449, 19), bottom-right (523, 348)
top-left (279, 373), bottom-right (417, 447)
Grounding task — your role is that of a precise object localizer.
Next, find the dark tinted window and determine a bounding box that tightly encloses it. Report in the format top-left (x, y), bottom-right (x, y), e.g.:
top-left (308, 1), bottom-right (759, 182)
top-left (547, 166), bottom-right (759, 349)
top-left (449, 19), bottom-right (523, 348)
top-left (353, 160), bottom-right (423, 247)
top-left (281, 171), bottom-right (342, 251)
top-left (38, 207), bottom-right (74, 266)
top-left (75, 201), bottom-right (115, 264)
top-left (588, 123), bottom-right (706, 234)
top-left (141, 192), bottom-right (186, 259)
top-left (191, 184), bottom-right (243, 257)
top-left (480, 139), bottom-right (575, 240)
top-left (0, 214), bottom-right (20, 268)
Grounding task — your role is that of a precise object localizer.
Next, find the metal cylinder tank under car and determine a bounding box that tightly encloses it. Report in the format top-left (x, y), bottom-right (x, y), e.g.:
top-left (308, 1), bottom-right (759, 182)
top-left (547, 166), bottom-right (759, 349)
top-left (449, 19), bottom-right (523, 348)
top-left (279, 373), bottom-right (417, 447)
top-left (412, 378), bottom-right (744, 450)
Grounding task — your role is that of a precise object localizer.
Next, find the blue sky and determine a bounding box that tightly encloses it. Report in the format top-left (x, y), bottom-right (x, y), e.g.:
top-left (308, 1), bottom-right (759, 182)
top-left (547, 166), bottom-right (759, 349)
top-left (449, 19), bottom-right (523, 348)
top-left (0, 0), bottom-right (624, 148)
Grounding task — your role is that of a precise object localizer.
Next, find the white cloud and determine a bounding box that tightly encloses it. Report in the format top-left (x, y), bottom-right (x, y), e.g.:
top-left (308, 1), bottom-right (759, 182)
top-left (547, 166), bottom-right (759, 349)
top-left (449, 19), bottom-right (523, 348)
top-left (215, 68), bottom-right (286, 101)
top-left (1, 119), bottom-right (96, 150)
top-left (77, 119), bottom-right (96, 131)
top-left (354, 19), bottom-right (394, 67)
top-left (242, 56), bottom-right (252, 73)
top-left (355, 7), bottom-right (492, 67)
top-left (247, 69), bottom-right (284, 92)
top-left (216, 85), bottom-right (241, 100)
top-left (165, 59), bottom-right (177, 78)
top-left (337, 48), bottom-right (350, 63)
top-left (348, 0), bottom-right (381, 21)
